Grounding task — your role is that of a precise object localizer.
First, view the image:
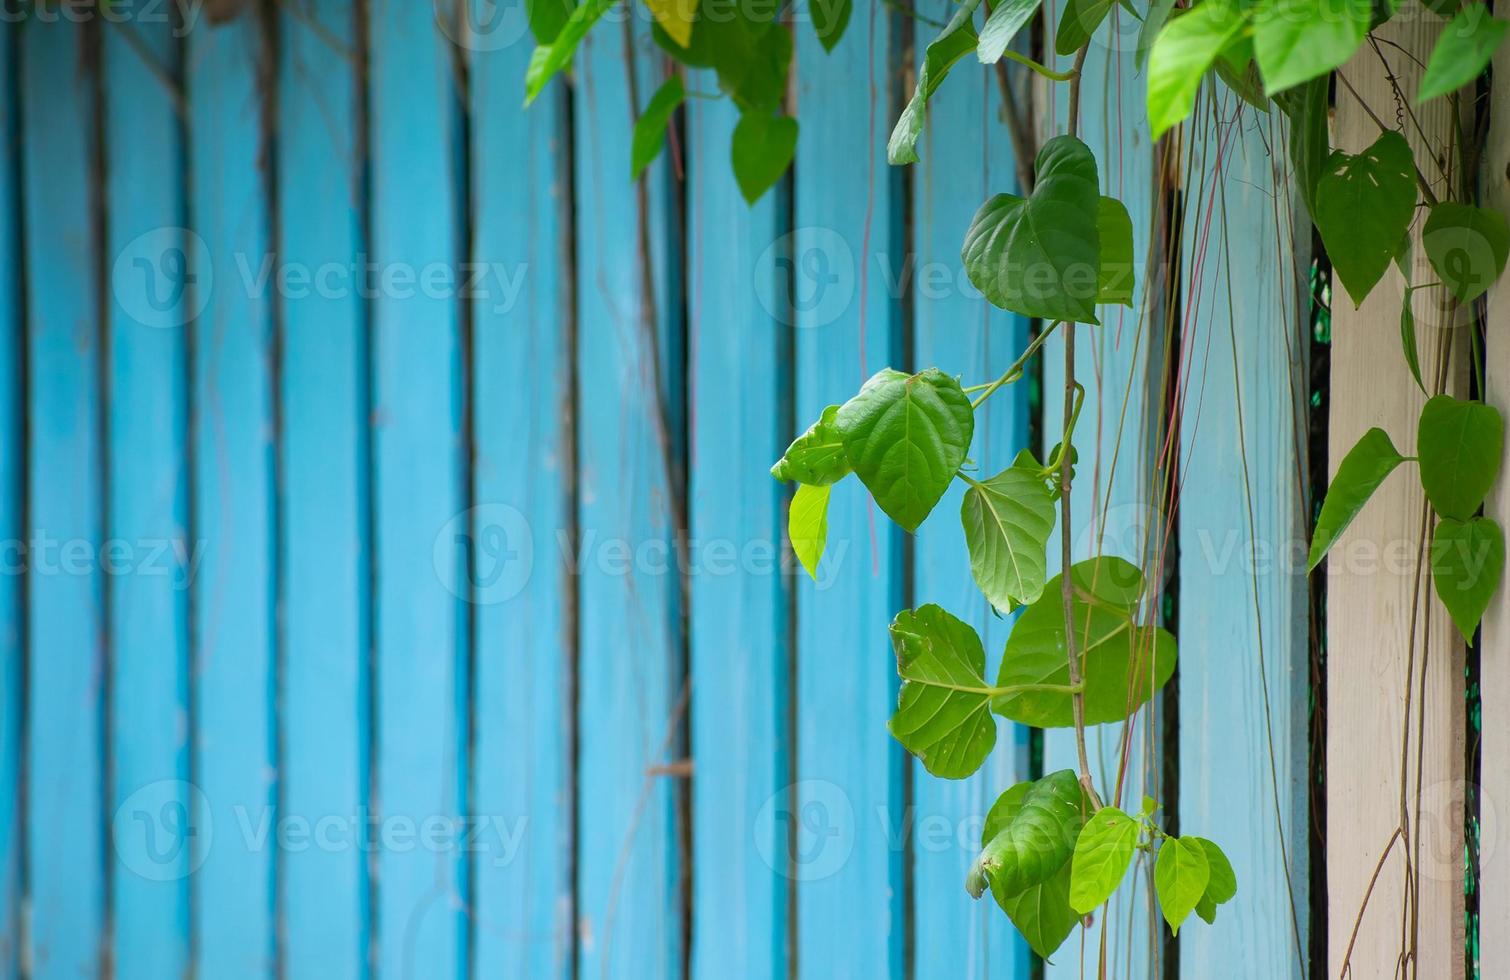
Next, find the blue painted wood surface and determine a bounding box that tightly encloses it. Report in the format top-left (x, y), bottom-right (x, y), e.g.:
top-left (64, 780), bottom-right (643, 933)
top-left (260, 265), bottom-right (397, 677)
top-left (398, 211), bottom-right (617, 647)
top-left (686, 86), bottom-right (790, 980)
top-left (104, 12), bottom-right (191, 979)
top-left (20, 21), bottom-right (105, 980)
top-left (793, 8), bottom-right (906, 978)
top-left (572, 23), bottom-right (684, 980)
top-left (278, 1), bottom-right (369, 977)
top-left (1177, 93), bottom-right (1309, 979)
top-left (468, 6), bottom-right (573, 976)
top-left (188, 18), bottom-right (277, 978)
top-left (366, 0), bottom-right (467, 974)
top-left (0, 23), bottom-right (20, 980)
top-left (908, 19), bottom-right (1032, 975)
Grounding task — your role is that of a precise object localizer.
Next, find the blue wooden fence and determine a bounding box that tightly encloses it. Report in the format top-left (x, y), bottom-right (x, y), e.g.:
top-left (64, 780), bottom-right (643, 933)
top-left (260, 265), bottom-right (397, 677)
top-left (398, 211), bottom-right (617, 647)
top-left (0, 3), bottom-right (1310, 978)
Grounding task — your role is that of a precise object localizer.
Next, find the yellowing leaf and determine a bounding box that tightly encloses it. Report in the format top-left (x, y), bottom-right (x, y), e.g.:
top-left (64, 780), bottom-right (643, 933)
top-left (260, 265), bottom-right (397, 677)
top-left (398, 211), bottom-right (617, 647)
top-left (645, 0), bottom-right (696, 47)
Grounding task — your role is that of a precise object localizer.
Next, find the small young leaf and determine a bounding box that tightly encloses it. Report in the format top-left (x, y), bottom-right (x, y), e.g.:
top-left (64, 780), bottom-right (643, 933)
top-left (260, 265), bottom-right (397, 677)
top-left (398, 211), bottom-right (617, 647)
top-left (1314, 132), bottom-right (1418, 306)
top-left (889, 0), bottom-right (984, 165)
top-left (1154, 836), bottom-right (1211, 936)
top-left (1097, 196), bottom-right (1136, 306)
top-left (524, 0), bottom-right (618, 104)
top-left (888, 605), bottom-right (998, 778)
top-left (644, 0), bottom-right (696, 47)
top-left (1400, 288), bottom-right (1425, 394)
top-left (812, 0), bottom-right (853, 51)
top-left (771, 405), bottom-right (850, 486)
top-left (631, 76), bottom-right (686, 180)
top-left (1056, 0), bottom-right (1116, 56)
top-left (968, 770), bottom-right (1088, 899)
top-left (1069, 807), bottom-right (1139, 913)
top-left (731, 110), bottom-right (799, 205)
top-left (1253, 0), bottom-right (1371, 94)
top-left (978, 0), bottom-right (1043, 64)
top-left (1308, 427), bottom-right (1407, 571)
top-left (1147, 2), bottom-right (1250, 140)
top-left (789, 483), bottom-right (831, 581)
top-left (1418, 4), bottom-right (1508, 102)
top-left (1422, 202), bottom-right (1510, 303)
top-left (962, 136), bottom-right (1103, 323)
top-left (1431, 516), bottom-right (1506, 641)
top-left (961, 457), bottom-right (1057, 611)
top-left (835, 368), bottom-right (975, 532)
top-left (1417, 395), bottom-right (1505, 521)
top-left (1192, 837), bottom-right (1238, 904)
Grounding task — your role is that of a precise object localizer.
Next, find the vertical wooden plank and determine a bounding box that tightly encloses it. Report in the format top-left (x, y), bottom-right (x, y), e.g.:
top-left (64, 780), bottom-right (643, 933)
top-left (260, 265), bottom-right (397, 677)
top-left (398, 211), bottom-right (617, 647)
top-left (467, 4), bottom-right (573, 976)
top-left (1176, 94), bottom-right (1309, 977)
top-left (1326, 18), bottom-right (1464, 978)
top-left (1040, 8), bottom-right (1159, 975)
top-left (20, 20), bottom-right (106, 980)
top-left (0, 20), bottom-right (22, 980)
top-left (187, 16), bottom-right (277, 978)
top-left (793, 8), bottom-right (905, 978)
top-left (103, 11), bottom-right (191, 979)
top-left (367, 0), bottom-right (467, 973)
top-left (1481, 36), bottom-right (1510, 980)
top-left (686, 86), bottom-right (789, 980)
top-left (572, 23), bottom-right (683, 980)
top-left (278, 0), bottom-right (368, 976)
top-left (908, 27), bottom-right (1032, 977)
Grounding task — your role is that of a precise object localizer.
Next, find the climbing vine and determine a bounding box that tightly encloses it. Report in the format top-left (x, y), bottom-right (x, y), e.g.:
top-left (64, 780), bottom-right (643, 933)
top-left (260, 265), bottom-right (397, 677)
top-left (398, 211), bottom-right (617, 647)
top-left (525, 0), bottom-right (1510, 967)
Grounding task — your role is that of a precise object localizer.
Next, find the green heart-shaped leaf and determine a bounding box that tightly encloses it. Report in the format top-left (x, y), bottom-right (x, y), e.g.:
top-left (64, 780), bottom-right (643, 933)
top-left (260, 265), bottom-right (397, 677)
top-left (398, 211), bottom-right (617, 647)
top-left (1056, 0), bottom-right (1116, 56)
top-left (789, 483), bottom-right (832, 581)
top-left (1430, 516), bottom-right (1506, 641)
top-left (888, 0), bottom-right (983, 165)
top-left (887, 605), bottom-right (997, 778)
top-left (811, 0), bottom-right (853, 51)
top-left (772, 404), bottom-right (850, 485)
top-left (1097, 196), bottom-right (1136, 306)
top-left (1253, 0), bottom-right (1371, 94)
top-left (961, 456), bottom-right (1057, 611)
top-left (977, 0), bottom-right (1042, 64)
top-left (732, 110), bottom-right (798, 205)
top-left (1147, 2), bottom-right (1250, 139)
top-left (835, 368), bottom-right (975, 532)
top-left (1314, 131), bottom-right (1417, 306)
top-left (1069, 806), bottom-right (1139, 913)
top-left (974, 780), bottom-right (1082, 958)
top-left (968, 770), bottom-right (1088, 899)
top-left (962, 136), bottom-right (1102, 323)
top-left (524, 0), bottom-right (619, 104)
top-left (631, 76), bottom-right (686, 180)
top-left (1192, 837), bottom-right (1237, 906)
top-left (1418, 5), bottom-right (1509, 103)
top-left (1422, 201), bottom-right (1510, 304)
top-left (1418, 394), bottom-right (1505, 521)
top-left (1154, 835), bottom-right (1210, 936)
top-left (1308, 427), bottom-right (1407, 571)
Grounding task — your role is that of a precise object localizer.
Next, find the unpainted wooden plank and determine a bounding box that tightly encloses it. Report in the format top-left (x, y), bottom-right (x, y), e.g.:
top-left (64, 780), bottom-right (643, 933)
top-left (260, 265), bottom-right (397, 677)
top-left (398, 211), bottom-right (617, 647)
top-left (571, 21), bottom-right (684, 979)
top-left (187, 16), bottom-right (277, 978)
top-left (103, 11), bottom-right (192, 979)
top-left (0, 21), bottom-right (21, 980)
top-left (366, 0), bottom-right (468, 973)
top-left (277, 0), bottom-right (368, 976)
top-left (20, 20), bottom-right (106, 980)
top-left (467, 4), bottom-right (574, 975)
top-left (908, 24), bottom-right (1032, 977)
top-left (685, 83), bottom-right (789, 980)
top-left (1326, 17), bottom-right (1465, 978)
top-left (792, 7), bottom-right (906, 977)
top-left (1176, 91), bottom-right (1309, 978)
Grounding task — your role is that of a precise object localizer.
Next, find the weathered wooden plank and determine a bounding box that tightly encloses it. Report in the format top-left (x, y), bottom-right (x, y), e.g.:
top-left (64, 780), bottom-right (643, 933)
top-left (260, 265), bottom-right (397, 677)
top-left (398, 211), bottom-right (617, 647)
top-left (187, 17), bottom-right (277, 978)
top-left (571, 23), bottom-right (684, 979)
top-left (908, 26), bottom-right (1032, 976)
top-left (793, 8), bottom-right (906, 977)
top-left (366, 0), bottom-right (467, 973)
top-left (0, 21), bottom-right (21, 980)
top-left (278, 1), bottom-right (367, 976)
top-left (686, 84), bottom-right (789, 980)
top-left (20, 20), bottom-right (106, 979)
top-left (1326, 18), bottom-right (1464, 978)
top-left (468, 6), bottom-right (573, 976)
top-left (1176, 93), bottom-right (1309, 978)
top-left (103, 12), bottom-right (191, 979)
top-left (1040, 8), bottom-right (1160, 975)
top-left (1481, 35), bottom-right (1510, 980)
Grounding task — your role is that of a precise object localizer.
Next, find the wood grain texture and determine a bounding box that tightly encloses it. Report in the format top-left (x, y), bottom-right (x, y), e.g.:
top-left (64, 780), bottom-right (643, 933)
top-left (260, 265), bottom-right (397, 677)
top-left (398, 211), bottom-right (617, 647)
top-left (1326, 18), bottom-right (1465, 979)
top-left (0, 22), bottom-right (20, 980)
top-left (1040, 7), bottom-right (1161, 975)
top-left (20, 21), bottom-right (106, 980)
top-left (571, 22), bottom-right (685, 980)
top-left (686, 82), bottom-right (790, 980)
top-left (278, 1), bottom-right (368, 976)
top-left (793, 7), bottom-right (906, 977)
top-left (468, 3), bottom-right (574, 974)
top-left (367, 0), bottom-right (468, 973)
top-left (1177, 91), bottom-right (1309, 978)
top-left (908, 18), bottom-right (1032, 975)
top-left (104, 12), bottom-right (192, 979)
top-left (188, 17), bottom-right (278, 978)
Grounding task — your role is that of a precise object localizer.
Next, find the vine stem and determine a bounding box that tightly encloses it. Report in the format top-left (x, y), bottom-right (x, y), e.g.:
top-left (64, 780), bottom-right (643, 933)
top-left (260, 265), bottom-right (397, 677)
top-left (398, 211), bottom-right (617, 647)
top-left (970, 319), bottom-right (1063, 408)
